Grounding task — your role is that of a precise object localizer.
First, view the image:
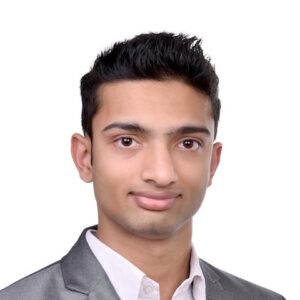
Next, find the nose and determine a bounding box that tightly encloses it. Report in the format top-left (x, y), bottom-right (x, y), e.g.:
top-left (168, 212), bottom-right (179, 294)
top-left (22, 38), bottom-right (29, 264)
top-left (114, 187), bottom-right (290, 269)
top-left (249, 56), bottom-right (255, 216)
top-left (141, 142), bottom-right (177, 187)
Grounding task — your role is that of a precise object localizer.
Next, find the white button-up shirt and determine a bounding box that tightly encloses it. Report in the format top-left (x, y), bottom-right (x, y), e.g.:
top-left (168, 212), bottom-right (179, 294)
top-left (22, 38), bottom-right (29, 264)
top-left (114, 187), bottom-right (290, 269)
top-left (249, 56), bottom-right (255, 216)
top-left (86, 229), bottom-right (206, 300)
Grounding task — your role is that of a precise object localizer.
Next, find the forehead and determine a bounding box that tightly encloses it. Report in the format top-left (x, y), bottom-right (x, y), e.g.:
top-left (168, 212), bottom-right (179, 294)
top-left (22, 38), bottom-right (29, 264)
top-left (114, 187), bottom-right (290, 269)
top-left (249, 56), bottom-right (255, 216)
top-left (94, 80), bottom-right (214, 132)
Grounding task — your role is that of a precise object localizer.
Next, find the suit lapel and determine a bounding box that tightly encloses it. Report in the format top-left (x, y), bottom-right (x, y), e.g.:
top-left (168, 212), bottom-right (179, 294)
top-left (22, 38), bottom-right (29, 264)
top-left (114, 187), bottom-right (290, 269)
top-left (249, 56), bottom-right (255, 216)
top-left (61, 226), bottom-right (239, 300)
top-left (61, 225), bottom-right (120, 300)
top-left (200, 259), bottom-right (234, 300)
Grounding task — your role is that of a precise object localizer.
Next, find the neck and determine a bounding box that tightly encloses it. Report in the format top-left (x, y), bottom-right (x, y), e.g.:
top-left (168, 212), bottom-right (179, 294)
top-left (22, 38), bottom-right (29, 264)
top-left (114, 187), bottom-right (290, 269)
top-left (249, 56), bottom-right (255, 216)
top-left (96, 217), bottom-right (193, 299)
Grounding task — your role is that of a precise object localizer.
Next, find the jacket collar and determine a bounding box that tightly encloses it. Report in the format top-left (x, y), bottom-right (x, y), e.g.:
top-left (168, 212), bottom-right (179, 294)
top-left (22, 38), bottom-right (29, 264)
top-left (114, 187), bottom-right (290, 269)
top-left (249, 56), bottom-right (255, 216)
top-left (60, 225), bottom-right (120, 299)
top-left (61, 225), bottom-right (231, 299)
top-left (200, 259), bottom-right (235, 300)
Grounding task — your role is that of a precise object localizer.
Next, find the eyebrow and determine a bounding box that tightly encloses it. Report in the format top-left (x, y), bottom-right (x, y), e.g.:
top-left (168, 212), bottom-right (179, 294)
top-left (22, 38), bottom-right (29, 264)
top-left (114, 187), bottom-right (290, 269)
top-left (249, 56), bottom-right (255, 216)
top-left (102, 122), bottom-right (150, 134)
top-left (102, 122), bottom-right (211, 137)
top-left (171, 126), bottom-right (211, 137)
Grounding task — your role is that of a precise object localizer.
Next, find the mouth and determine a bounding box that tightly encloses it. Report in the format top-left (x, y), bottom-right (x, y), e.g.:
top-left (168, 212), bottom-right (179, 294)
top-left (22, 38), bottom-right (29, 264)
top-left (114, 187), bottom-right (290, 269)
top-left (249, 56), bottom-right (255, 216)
top-left (129, 191), bottom-right (181, 211)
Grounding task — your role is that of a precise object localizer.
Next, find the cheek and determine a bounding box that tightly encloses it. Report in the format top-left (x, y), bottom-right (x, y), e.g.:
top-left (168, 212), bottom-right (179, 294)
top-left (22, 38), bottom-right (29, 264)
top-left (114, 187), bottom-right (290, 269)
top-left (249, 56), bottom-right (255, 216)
top-left (177, 156), bottom-right (211, 187)
top-left (177, 159), bottom-right (211, 209)
top-left (92, 154), bottom-right (137, 200)
top-left (91, 154), bottom-right (113, 196)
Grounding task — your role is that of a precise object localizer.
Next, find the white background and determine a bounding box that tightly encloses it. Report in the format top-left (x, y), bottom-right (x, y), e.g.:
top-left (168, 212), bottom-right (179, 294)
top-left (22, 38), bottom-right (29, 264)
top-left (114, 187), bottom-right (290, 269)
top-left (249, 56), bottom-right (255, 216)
top-left (0, 1), bottom-right (299, 299)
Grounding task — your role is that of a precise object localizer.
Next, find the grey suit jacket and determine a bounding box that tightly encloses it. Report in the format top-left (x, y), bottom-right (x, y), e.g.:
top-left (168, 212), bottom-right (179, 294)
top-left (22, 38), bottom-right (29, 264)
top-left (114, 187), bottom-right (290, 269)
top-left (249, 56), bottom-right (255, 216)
top-left (0, 225), bottom-right (285, 300)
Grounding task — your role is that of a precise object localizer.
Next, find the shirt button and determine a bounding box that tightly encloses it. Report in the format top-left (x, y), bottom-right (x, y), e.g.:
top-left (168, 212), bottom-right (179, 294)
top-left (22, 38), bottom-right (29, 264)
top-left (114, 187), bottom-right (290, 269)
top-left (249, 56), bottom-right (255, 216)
top-left (143, 285), bottom-right (153, 294)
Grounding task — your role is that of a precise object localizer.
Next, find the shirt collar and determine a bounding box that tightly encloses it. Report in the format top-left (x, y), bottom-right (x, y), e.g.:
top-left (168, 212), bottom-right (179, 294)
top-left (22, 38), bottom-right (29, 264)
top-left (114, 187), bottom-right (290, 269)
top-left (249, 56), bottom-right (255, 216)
top-left (190, 244), bottom-right (206, 298)
top-left (86, 229), bottom-right (205, 299)
top-left (86, 229), bottom-right (145, 300)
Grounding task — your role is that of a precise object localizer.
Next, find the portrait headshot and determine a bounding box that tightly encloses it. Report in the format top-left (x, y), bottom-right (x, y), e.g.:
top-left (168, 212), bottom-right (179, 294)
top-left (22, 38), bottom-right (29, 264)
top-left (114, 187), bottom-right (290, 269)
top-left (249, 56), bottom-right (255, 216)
top-left (0, 1), bottom-right (298, 299)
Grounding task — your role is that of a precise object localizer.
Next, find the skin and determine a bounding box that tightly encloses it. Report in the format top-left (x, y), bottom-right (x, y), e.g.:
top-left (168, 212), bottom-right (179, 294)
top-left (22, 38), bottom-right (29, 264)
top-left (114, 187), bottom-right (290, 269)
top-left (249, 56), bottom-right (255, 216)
top-left (71, 79), bottom-right (222, 299)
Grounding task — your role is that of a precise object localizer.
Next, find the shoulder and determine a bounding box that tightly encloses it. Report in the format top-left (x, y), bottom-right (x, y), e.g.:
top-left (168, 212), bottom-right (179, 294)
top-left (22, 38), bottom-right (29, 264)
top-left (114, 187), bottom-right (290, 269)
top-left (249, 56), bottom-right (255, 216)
top-left (0, 261), bottom-right (84, 300)
top-left (200, 259), bottom-right (285, 300)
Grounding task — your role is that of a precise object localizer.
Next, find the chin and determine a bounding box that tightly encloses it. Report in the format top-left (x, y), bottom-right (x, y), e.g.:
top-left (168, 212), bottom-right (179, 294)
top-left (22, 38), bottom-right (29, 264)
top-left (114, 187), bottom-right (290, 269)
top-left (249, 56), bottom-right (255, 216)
top-left (126, 219), bottom-right (187, 240)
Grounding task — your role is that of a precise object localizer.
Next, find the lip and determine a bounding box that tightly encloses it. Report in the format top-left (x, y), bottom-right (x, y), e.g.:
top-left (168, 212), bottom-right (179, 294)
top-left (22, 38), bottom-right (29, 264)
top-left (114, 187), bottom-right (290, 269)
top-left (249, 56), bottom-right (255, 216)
top-left (130, 191), bottom-right (180, 211)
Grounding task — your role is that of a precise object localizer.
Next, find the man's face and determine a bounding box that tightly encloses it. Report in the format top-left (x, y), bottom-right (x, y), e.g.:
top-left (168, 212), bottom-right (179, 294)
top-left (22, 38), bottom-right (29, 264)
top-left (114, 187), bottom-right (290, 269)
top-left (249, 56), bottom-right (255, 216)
top-left (86, 80), bottom-right (221, 239)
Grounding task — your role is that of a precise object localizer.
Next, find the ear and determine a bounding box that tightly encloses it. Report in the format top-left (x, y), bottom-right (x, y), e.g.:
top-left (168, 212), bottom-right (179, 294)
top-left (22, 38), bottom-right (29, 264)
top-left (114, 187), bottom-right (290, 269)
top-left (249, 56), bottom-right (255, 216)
top-left (207, 142), bottom-right (222, 187)
top-left (71, 133), bottom-right (93, 183)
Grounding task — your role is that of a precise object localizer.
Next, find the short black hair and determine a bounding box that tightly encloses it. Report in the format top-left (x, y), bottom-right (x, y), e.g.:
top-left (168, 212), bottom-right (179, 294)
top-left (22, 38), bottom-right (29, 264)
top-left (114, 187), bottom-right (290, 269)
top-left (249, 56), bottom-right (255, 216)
top-left (80, 32), bottom-right (220, 139)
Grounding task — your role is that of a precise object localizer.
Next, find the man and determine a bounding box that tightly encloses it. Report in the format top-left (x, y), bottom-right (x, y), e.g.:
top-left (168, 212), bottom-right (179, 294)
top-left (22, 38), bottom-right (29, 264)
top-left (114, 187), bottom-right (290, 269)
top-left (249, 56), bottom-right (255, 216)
top-left (0, 32), bottom-right (285, 299)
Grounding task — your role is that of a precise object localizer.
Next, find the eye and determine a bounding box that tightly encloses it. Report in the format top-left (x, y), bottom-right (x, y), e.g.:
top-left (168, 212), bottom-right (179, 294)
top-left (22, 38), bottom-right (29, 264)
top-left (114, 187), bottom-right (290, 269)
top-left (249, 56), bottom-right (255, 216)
top-left (116, 137), bottom-right (138, 148)
top-left (178, 139), bottom-right (201, 151)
